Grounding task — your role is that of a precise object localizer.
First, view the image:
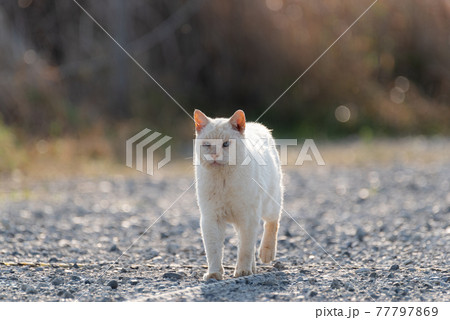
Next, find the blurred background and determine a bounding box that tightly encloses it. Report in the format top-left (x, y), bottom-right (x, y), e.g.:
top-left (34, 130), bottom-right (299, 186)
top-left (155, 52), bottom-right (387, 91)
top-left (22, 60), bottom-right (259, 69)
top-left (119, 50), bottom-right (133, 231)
top-left (0, 0), bottom-right (449, 178)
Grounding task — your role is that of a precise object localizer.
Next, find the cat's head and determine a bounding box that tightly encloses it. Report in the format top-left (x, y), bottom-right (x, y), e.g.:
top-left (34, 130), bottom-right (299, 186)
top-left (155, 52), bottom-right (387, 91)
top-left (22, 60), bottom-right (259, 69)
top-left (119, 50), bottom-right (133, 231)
top-left (194, 109), bottom-right (246, 168)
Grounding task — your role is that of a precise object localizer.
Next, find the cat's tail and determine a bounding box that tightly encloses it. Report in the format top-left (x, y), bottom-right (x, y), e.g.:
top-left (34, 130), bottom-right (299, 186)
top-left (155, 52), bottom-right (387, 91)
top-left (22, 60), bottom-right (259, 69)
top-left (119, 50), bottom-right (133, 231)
top-left (259, 220), bottom-right (279, 263)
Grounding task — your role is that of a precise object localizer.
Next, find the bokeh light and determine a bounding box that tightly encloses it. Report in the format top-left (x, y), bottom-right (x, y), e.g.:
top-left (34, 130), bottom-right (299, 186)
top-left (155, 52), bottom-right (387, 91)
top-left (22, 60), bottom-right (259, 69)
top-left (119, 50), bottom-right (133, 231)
top-left (390, 87), bottom-right (405, 104)
top-left (23, 49), bottom-right (37, 65)
top-left (335, 105), bottom-right (351, 123)
top-left (265, 0), bottom-right (283, 12)
top-left (35, 139), bottom-right (49, 154)
top-left (18, 0), bottom-right (32, 9)
top-left (395, 76), bottom-right (410, 92)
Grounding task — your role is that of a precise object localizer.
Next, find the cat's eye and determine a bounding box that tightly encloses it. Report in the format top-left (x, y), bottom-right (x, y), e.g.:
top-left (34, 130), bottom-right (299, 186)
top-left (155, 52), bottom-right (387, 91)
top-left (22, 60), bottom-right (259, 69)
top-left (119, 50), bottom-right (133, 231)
top-left (222, 141), bottom-right (230, 148)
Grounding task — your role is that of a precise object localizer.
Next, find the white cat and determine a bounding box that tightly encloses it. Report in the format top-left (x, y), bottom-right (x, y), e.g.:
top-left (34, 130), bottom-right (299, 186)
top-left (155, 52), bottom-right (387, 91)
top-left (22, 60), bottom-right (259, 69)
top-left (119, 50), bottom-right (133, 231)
top-left (194, 109), bottom-right (283, 280)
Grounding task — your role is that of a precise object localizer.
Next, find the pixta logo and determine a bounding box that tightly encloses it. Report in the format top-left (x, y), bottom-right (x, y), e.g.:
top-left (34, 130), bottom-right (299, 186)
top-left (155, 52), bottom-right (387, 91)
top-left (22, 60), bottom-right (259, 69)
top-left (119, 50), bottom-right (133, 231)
top-left (126, 129), bottom-right (172, 176)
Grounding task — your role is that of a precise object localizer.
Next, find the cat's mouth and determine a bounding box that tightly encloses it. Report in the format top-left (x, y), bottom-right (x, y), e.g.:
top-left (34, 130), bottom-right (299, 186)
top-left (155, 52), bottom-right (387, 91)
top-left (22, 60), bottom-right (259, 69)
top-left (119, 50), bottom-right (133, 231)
top-left (206, 160), bottom-right (225, 167)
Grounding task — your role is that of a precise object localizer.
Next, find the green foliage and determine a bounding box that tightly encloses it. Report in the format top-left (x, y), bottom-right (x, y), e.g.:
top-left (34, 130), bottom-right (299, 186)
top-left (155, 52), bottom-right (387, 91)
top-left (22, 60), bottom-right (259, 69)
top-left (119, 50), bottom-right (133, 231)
top-left (0, 119), bottom-right (25, 173)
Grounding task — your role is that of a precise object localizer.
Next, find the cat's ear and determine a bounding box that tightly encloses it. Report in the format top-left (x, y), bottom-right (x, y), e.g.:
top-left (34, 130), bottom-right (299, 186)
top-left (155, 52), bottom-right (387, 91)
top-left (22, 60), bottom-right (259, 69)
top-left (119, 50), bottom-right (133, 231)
top-left (194, 109), bottom-right (209, 132)
top-left (229, 109), bottom-right (246, 134)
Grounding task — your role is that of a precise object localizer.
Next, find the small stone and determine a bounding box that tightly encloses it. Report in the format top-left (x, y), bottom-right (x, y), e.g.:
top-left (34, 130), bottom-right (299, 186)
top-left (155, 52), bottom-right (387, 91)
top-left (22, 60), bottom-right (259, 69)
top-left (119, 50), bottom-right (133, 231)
top-left (261, 279), bottom-right (278, 286)
top-left (33, 210), bottom-right (45, 219)
top-left (34, 278), bottom-right (46, 288)
top-left (273, 261), bottom-right (286, 270)
top-left (370, 292), bottom-right (380, 299)
top-left (115, 295), bottom-right (126, 302)
top-left (358, 188), bottom-right (370, 200)
top-left (51, 277), bottom-right (64, 286)
top-left (330, 279), bottom-right (343, 289)
top-left (25, 286), bottom-right (37, 294)
top-left (388, 235), bottom-right (397, 242)
top-left (356, 227), bottom-right (367, 241)
top-left (144, 248), bottom-right (159, 260)
top-left (443, 276), bottom-right (450, 283)
top-left (206, 278), bottom-right (217, 284)
top-left (403, 259), bottom-right (414, 266)
top-left (308, 278), bottom-right (317, 285)
top-left (163, 272), bottom-right (183, 281)
top-left (167, 243), bottom-right (179, 255)
top-left (423, 282), bottom-right (433, 289)
top-left (107, 280), bottom-right (119, 289)
top-left (308, 290), bottom-right (318, 297)
top-left (429, 277), bottom-right (441, 285)
top-left (26, 287), bottom-right (37, 294)
top-left (345, 282), bottom-right (355, 292)
top-left (35, 267), bottom-right (44, 272)
top-left (84, 279), bottom-right (92, 284)
top-left (130, 279), bottom-right (139, 286)
top-left (71, 275), bottom-right (81, 282)
top-left (387, 273), bottom-right (395, 278)
top-left (369, 272), bottom-right (378, 278)
top-left (62, 291), bottom-right (74, 299)
top-left (356, 268), bottom-right (370, 275)
top-left (120, 268), bottom-right (128, 273)
top-left (49, 257), bottom-right (58, 263)
top-left (390, 264), bottom-right (400, 271)
top-left (160, 232), bottom-right (169, 239)
top-left (109, 244), bottom-right (120, 252)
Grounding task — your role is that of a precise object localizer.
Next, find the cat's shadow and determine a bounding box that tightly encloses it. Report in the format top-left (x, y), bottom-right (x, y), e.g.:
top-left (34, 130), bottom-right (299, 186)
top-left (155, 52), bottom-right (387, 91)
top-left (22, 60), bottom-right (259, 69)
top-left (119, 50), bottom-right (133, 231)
top-left (199, 270), bottom-right (289, 302)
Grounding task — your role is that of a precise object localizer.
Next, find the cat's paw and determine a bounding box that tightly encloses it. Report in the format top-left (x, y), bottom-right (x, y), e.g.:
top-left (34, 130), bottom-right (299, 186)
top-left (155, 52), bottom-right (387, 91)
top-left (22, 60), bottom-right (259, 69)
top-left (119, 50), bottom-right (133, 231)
top-left (203, 272), bottom-right (223, 281)
top-left (259, 247), bottom-right (275, 264)
top-left (234, 269), bottom-right (253, 278)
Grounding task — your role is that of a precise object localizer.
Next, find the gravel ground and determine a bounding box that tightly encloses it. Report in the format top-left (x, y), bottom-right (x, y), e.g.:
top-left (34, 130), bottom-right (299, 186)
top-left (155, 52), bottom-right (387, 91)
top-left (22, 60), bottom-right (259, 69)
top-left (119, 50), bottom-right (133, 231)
top-left (0, 143), bottom-right (449, 301)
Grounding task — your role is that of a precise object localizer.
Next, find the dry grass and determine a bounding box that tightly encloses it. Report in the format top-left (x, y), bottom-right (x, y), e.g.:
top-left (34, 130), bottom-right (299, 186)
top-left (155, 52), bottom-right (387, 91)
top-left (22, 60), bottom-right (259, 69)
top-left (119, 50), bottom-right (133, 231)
top-left (1, 133), bottom-right (448, 188)
top-left (287, 137), bottom-right (450, 169)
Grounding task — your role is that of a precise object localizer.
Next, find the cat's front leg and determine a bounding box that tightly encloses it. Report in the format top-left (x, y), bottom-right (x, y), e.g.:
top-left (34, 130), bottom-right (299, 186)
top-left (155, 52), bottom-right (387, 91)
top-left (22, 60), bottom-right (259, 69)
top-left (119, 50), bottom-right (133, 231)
top-left (201, 215), bottom-right (225, 280)
top-left (234, 218), bottom-right (258, 277)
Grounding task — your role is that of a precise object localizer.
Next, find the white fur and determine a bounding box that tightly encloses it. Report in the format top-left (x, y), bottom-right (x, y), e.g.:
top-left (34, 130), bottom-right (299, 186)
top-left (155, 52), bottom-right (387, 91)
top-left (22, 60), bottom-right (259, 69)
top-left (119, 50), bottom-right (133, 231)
top-left (194, 111), bottom-right (283, 280)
